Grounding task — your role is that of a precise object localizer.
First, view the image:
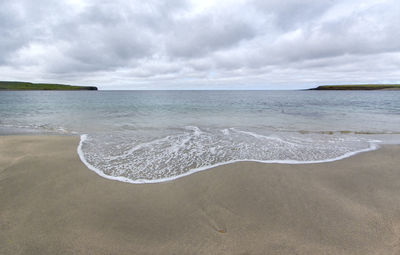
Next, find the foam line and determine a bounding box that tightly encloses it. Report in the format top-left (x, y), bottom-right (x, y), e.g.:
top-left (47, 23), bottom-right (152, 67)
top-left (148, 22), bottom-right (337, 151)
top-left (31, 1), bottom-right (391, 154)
top-left (77, 134), bottom-right (380, 184)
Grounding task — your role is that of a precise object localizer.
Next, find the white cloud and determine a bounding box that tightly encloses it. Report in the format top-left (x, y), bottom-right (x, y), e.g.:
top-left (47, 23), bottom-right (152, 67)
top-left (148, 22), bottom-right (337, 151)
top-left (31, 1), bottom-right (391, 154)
top-left (0, 0), bottom-right (399, 89)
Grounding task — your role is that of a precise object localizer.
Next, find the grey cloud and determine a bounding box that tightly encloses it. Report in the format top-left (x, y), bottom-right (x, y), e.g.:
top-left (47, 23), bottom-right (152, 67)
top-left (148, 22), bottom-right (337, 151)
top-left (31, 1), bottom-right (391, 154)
top-left (213, 0), bottom-right (400, 71)
top-left (252, 0), bottom-right (336, 30)
top-left (44, 0), bottom-right (190, 72)
top-left (53, 24), bottom-right (153, 72)
top-left (165, 12), bottom-right (256, 58)
top-left (0, 2), bottom-right (30, 63)
top-left (79, 0), bottom-right (188, 29)
top-left (0, 0), bottom-right (64, 64)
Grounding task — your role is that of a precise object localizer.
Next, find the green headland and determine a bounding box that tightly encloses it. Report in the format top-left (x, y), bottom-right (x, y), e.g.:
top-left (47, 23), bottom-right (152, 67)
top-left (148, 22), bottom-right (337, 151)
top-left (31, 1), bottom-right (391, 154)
top-left (0, 81), bottom-right (98, 91)
top-left (310, 84), bottom-right (400, 90)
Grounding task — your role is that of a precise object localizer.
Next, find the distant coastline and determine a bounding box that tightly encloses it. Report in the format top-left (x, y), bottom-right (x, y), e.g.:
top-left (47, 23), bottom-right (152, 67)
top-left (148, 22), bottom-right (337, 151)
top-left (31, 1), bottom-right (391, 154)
top-left (0, 81), bottom-right (98, 91)
top-left (310, 84), bottom-right (400, 90)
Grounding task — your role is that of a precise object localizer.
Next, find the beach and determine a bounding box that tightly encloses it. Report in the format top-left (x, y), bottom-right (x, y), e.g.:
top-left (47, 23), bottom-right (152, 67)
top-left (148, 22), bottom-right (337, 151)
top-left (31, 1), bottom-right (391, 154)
top-left (1, 135), bottom-right (400, 254)
top-left (1, 0), bottom-right (399, 253)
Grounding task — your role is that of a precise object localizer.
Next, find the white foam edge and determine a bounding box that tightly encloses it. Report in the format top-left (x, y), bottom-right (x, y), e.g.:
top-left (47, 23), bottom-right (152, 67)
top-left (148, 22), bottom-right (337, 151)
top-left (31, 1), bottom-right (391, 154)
top-left (77, 134), bottom-right (381, 184)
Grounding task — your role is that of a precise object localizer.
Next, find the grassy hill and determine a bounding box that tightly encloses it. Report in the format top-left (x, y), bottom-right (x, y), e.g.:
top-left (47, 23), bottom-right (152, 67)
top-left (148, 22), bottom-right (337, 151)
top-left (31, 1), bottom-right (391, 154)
top-left (310, 84), bottom-right (400, 90)
top-left (0, 81), bottom-right (98, 90)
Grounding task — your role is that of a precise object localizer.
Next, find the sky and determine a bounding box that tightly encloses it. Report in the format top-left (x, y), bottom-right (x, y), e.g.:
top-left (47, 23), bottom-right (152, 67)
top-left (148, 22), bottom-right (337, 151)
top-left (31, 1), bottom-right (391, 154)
top-left (0, 0), bottom-right (399, 90)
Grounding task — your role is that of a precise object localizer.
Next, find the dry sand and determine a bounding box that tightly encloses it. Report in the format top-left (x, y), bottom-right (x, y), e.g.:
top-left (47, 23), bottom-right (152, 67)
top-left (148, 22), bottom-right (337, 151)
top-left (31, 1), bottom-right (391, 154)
top-left (1, 135), bottom-right (400, 255)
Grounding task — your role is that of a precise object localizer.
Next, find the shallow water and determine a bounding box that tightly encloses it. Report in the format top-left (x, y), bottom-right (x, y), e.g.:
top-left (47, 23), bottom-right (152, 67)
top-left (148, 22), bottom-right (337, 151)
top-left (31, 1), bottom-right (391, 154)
top-left (1, 90), bottom-right (399, 182)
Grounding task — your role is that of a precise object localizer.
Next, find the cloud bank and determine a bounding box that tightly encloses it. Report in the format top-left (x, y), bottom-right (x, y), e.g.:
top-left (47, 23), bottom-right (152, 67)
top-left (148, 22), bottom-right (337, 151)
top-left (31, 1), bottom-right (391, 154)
top-left (0, 0), bottom-right (399, 89)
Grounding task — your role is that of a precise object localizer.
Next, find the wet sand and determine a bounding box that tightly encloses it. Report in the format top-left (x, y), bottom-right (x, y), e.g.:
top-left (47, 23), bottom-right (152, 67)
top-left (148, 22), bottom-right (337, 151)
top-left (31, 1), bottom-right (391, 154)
top-left (1, 135), bottom-right (400, 254)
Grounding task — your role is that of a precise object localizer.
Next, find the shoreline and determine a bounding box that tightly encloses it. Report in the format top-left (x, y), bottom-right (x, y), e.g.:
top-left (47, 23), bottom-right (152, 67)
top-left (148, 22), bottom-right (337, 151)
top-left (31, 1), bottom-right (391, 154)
top-left (78, 134), bottom-right (381, 184)
top-left (2, 135), bottom-right (400, 254)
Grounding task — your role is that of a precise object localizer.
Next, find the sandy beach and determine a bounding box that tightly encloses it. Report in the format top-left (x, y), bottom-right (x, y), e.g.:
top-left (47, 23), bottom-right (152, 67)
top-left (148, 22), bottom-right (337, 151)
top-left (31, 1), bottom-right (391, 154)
top-left (1, 135), bottom-right (400, 254)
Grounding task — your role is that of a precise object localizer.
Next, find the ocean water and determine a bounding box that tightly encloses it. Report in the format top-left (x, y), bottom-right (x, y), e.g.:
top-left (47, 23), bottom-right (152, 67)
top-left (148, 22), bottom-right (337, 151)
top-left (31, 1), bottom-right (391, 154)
top-left (1, 90), bottom-right (399, 183)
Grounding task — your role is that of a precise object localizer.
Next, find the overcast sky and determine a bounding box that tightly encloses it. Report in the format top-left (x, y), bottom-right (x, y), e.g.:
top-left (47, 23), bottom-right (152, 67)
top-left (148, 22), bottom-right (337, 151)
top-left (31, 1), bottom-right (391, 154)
top-left (0, 0), bottom-right (399, 89)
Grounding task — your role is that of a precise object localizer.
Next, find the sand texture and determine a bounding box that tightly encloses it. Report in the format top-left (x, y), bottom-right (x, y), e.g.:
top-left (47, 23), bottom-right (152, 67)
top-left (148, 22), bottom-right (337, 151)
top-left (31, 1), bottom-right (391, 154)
top-left (1, 135), bottom-right (400, 254)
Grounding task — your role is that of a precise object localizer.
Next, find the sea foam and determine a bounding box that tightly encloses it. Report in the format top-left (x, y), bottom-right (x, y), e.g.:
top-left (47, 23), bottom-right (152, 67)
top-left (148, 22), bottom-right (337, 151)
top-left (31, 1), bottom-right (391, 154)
top-left (77, 127), bottom-right (380, 184)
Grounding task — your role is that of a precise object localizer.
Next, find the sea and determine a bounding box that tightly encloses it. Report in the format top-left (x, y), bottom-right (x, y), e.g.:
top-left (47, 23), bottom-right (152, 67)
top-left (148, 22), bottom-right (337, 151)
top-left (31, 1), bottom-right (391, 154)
top-left (1, 90), bottom-right (399, 183)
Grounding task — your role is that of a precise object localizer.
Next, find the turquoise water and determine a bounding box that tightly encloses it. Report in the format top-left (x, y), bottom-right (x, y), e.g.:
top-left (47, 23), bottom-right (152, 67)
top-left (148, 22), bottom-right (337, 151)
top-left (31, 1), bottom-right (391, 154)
top-left (1, 90), bottom-right (399, 182)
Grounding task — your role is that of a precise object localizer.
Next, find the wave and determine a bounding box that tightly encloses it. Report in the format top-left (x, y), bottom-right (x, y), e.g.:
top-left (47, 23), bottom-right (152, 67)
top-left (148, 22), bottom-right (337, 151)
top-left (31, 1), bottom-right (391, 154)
top-left (77, 127), bottom-right (381, 184)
